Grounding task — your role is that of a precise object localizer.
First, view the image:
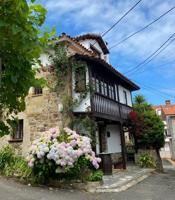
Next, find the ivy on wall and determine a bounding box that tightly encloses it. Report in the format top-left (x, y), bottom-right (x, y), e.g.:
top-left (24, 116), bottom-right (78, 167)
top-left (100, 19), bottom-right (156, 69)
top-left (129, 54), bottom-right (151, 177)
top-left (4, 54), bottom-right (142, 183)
top-left (47, 45), bottom-right (97, 144)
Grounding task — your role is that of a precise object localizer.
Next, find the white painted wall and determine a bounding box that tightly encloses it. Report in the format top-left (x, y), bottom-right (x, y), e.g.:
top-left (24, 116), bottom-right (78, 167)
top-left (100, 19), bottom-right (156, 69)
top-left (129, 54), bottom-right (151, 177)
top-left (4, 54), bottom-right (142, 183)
top-left (118, 85), bottom-right (132, 107)
top-left (79, 39), bottom-right (109, 63)
top-left (96, 130), bottom-right (100, 154)
top-left (39, 50), bottom-right (55, 67)
top-left (72, 66), bottom-right (91, 112)
top-left (40, 53), bottom-right (50, 66)
top-left (106, 125), bottom-right (121, 153)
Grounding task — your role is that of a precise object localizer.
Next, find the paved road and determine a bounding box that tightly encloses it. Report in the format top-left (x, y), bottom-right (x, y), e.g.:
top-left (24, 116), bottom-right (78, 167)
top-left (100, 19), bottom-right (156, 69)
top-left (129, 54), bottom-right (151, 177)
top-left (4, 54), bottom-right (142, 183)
top-left (0, 160), bottom-right (175, 200)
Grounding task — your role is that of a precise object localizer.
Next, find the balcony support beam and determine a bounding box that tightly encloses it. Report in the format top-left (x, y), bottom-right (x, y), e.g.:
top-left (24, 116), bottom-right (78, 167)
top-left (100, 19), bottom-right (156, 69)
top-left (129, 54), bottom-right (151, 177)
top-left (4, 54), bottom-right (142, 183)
top-left (120, 122), bottom-right (126, 169)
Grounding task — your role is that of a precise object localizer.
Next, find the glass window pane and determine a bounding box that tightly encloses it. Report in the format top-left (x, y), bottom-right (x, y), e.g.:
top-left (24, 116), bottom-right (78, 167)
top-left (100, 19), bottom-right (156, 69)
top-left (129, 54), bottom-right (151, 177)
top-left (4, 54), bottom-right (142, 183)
top-left (101, 81), bottom-right (104, 95)
top-left (123, 90), bottom-right (127, 105)
top-left (104, 83), bottom-right (107, 96)
top-left (96, 79), bottom-right (100, 93)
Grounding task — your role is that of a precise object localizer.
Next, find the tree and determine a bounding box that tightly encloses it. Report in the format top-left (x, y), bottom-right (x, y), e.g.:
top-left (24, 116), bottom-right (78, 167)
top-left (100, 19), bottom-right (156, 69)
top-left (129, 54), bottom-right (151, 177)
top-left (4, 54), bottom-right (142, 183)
top-left (129, 95), bottom-right (165, 171)
top-left (0, 0), bottom-right (54, 136)
top-left (133, 95), bottom-right (152, 113)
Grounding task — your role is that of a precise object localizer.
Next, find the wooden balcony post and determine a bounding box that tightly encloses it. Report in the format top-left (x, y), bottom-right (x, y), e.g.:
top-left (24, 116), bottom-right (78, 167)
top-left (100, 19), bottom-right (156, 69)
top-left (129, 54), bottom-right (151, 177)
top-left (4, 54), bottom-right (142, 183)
top-left (120, 122), bottom-right (126, 169)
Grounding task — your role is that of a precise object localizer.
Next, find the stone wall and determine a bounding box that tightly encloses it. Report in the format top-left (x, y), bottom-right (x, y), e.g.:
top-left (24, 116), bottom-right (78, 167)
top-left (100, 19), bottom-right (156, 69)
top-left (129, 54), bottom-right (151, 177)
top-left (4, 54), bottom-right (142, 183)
top-left (21, 89), bottom-right (63, 155)
top-left (0, 69), bottom-right (65, 156)
top-left (135, 149), bottom-right (157, 165)
top-left (135, 149), bottom-right (163, 171)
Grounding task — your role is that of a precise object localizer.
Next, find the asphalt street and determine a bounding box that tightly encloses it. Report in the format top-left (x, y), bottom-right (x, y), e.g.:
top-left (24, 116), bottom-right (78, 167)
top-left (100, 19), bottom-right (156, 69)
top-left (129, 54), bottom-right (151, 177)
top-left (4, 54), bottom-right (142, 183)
top-left (0, 160), bottom-right (175, 200)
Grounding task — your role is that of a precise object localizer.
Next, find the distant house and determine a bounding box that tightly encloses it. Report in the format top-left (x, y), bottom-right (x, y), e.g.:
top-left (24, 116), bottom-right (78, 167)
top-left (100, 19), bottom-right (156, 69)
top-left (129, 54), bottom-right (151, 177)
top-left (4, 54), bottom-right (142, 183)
top-left (0, 33), bottom-right (139, 169)
top-left (153, 100), bottom-right (175, 159)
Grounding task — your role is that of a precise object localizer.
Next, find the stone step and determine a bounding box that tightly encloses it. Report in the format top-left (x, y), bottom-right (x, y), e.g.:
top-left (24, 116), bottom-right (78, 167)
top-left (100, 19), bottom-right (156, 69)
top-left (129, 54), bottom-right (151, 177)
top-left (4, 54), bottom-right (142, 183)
top-left (95, 169), bottom-right (154, 193)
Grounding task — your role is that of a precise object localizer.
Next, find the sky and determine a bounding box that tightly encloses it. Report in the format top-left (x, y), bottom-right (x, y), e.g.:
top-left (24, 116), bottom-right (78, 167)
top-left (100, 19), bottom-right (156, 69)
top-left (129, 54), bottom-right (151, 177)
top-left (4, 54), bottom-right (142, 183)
top-left (36, 0), bottom-right (175, 105)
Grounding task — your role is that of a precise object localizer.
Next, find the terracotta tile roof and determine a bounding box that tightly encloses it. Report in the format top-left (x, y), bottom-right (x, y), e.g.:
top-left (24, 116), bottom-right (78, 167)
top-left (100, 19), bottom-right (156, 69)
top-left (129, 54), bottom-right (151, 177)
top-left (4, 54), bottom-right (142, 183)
top-left (75, 33), bottom-right (109, 54)
top-left (153, 104), bottom-right (175, 116)
top-left (52, 33), bottom-right (97, 57)
top-left (162, 105), bottom-right (175, 115)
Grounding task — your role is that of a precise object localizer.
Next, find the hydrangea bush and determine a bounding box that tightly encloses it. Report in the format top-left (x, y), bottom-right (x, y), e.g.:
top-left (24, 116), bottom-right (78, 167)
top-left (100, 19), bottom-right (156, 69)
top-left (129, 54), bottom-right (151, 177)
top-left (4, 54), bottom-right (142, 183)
top-left (27, 127), bottom-right (101, 182)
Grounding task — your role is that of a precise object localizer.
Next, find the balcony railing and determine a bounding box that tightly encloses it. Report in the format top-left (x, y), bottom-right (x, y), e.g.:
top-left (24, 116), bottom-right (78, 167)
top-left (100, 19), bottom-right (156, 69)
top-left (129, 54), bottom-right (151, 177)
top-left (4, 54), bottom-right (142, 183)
top-left (92, 93), bottom-right (132, 121)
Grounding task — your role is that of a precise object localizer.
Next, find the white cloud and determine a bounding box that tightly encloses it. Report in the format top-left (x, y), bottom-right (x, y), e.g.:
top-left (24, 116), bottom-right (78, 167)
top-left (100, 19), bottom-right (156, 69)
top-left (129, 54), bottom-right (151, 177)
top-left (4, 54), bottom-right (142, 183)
top-left (35, 0), bottom-right (175, 104)
top-left (43, 0), bottom-right (175, 59)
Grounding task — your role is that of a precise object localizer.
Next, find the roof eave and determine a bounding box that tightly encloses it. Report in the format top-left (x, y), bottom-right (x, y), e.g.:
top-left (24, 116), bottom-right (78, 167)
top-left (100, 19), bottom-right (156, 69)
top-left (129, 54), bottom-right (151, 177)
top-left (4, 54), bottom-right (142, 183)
top-left (73, 54), bottom-right (140, 91)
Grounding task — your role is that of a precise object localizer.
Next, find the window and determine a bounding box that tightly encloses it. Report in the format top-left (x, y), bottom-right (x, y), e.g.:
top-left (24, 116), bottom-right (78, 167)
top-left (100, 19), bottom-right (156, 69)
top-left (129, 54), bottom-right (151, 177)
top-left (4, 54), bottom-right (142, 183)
top-left (104, 82), bottom-right (108, 96)
top-left (34, 87), bottom-right (42, 95)
top-left (92, 77), bottom-right (96, 91)
top-left (108, 85), bottom-right (115, 99)
top-left (75, 68), bottom-right (86, 92)
top-left (92, 74), bottom-right (117, 101)
top-left (115, 85), bottom-right (119, 101)
top-left (111, 86), bottom-right (115, 99)
top-left (100, 81), bottom-right (105, 95)
top-left (123, 90), bottom-right (128, 105)
top-left (107, 131), bottom-right (110, 138)
top-left (95, 79), bottom-right (100, 93)
top-left (12, 120), bottom-right (23, 140)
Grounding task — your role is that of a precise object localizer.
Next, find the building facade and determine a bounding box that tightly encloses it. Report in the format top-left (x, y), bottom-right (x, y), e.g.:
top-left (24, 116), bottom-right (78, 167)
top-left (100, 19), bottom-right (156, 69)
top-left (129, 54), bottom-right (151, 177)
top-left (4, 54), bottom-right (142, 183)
top-left (154, 100), bottom-right (175, 159)
top-left (0, 33), bottom-right (139, 168)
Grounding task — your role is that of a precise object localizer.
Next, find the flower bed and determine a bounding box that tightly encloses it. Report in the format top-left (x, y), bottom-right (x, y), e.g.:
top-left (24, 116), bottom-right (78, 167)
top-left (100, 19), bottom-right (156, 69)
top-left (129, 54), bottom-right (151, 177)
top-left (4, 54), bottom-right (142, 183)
top-left (27, 127), bottom-right (101, 183)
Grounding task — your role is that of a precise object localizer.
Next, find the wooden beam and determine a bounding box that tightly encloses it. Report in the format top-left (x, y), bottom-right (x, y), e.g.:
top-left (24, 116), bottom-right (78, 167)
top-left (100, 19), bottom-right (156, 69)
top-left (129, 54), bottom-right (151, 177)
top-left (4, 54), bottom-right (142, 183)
top-left (120, 122), bottom-right (126, 169)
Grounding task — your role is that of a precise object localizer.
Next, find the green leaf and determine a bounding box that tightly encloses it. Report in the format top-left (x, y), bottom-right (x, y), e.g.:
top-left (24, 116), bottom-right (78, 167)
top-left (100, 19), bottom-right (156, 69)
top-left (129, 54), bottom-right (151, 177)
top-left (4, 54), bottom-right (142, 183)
top-left (0, 0), bottom-right (54, 136)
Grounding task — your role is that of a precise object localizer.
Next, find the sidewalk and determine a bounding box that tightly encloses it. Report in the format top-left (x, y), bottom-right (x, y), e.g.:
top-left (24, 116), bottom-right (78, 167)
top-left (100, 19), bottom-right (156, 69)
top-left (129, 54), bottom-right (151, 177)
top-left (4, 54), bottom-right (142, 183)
top-left (94, 165), bottom-right (154, 193)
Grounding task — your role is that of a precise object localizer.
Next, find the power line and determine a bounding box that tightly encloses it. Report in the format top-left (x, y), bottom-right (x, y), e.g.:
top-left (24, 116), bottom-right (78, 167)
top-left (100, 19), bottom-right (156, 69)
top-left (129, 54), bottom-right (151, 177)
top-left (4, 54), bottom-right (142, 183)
top-left (109, 5), bottom-right (175, 49)
top-left (101, 0), bottom-right (143, 37)
top-left (82, 0), bottom-right (142, 55)
top-left (133, 79), bottom-right (175, 99)
top-left (139, 58), bottom-right (175, 74)
top-left (141, 86), bottom-right (175, 100)
top-left (129, 36), bottom-right (175, 75)
top-left (156, 58), bottom-right (175, 68)
top-left (124, 31), bottom-right (175, 75)
top-left (87, 0), bottom-right (143, 52)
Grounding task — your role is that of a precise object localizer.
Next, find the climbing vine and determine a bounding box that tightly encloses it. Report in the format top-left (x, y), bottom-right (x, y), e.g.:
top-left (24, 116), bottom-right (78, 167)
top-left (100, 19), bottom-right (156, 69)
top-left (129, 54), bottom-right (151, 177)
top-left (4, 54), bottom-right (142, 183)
top-left (72, 115), bottom-right (97, 149)
top-left (47, 45), bottom-right (96, 144)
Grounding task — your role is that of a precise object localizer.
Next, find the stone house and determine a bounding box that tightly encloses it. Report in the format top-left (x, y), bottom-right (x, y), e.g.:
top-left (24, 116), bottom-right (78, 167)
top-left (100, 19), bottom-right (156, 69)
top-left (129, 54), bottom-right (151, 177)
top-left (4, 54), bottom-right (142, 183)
top-left (153, 100), bottom-right (175, 159)
top-left (0, 33), bottom-right (139, 169)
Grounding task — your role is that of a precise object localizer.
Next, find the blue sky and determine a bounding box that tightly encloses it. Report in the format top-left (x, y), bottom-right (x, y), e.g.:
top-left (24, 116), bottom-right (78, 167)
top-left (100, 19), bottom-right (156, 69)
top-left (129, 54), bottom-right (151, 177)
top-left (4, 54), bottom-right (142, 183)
top-left (37, 0), bottom-right (175, 105)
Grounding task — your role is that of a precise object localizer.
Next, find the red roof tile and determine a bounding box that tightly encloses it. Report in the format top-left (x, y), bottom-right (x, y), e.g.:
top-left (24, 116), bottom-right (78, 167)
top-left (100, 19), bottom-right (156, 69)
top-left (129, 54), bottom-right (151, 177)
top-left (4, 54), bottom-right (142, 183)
top-left (153, 104), bottom-right (175, 116)
top-left (162, 105), bottom-right (175, 115)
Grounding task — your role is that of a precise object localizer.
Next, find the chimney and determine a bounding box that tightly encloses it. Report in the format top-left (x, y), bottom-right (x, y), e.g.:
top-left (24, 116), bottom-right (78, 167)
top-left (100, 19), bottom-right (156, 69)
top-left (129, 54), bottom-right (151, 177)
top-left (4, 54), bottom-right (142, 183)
top-left (165, 100), bottom-right (171, 105)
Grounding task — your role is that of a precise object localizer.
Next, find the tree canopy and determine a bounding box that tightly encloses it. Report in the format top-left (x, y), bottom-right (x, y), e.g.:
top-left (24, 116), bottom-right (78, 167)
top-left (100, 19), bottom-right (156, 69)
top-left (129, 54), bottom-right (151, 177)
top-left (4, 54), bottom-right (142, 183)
top-left (133, 95), bottom-right (152, 113)
top-left (129, 95), bottom-right (164, 150)
top-left (0, 0), bottom-right (54, 136)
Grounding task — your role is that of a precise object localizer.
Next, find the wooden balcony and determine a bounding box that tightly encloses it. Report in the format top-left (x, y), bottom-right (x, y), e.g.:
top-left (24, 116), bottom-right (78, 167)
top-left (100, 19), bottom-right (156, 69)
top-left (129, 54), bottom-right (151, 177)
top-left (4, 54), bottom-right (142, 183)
top-left (120, 104), bottom-right (133, 120)
top-left (91, 93), bottom-right (132, 121)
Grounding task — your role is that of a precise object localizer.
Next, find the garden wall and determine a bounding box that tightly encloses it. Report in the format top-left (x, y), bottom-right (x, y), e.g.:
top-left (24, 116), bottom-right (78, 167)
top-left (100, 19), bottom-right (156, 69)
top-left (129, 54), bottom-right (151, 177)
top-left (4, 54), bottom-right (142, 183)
top-left (135, 149), bottom-right (163, 171)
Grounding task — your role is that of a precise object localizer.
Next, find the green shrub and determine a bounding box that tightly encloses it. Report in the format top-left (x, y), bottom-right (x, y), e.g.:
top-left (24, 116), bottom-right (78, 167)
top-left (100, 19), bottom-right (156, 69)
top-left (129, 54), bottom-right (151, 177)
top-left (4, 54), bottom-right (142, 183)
top-left (0, 146), bottom-right (15, 175)
top-left (0, 146), bottom-right (32, 180)
top-left (87, 170), bottom-right (103, 182)
top-left (62, 156), bottom-right (92, 182)
top-left (13, 156), bottom-right (32, 180)
top-left (138, 153), bottom-right (156, 168)
top-left (31, 157), bottom-right (57, 184)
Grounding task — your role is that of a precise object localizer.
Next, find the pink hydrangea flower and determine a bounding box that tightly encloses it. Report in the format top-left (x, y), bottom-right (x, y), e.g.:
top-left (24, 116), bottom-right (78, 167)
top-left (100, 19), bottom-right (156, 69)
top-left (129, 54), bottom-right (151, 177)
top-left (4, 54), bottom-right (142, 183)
top-left (27, 127), bottom-right (101, 170)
